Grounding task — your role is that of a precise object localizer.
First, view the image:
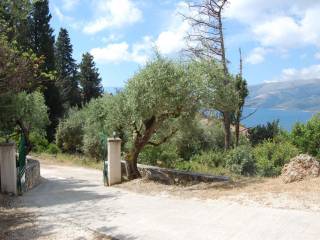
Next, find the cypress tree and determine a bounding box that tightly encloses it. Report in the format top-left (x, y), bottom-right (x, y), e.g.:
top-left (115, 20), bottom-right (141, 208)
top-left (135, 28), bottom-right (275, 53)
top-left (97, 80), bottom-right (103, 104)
top-left (0, 0), bottom-right (32, 50)
top-left (55, 28), bottom-right (81, 109)
top-left (30, 0), bottom-right (55, 71)
top-left (29, 0), bottom-right (62, 141)
top-left (79, 52), bottom-right (104, 104)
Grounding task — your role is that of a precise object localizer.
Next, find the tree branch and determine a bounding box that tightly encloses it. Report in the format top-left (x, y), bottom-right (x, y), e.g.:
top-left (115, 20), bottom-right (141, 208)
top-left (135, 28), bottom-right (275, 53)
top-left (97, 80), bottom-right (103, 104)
top-left (147, 128), bottom-right (179, 147)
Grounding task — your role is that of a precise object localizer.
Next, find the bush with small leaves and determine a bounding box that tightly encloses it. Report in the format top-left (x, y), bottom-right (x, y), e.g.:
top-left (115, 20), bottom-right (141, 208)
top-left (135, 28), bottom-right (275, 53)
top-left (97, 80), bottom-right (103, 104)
top-left (226, 145), bottom-right (256, 176)
top-left (139, 144), bottom-right (182, 168)
top-left (253, 140), bottom-right (299, 177)
top-left (291, 114), bottom-right (320, 157)
top-left (248, 120), bottom-right (280, 146)
top-left (30, 132), bottom-right (49, 153)
top-left (56, 107), bottom-right (86, 152)
top-left (46, 143), bottom-right (60, 155)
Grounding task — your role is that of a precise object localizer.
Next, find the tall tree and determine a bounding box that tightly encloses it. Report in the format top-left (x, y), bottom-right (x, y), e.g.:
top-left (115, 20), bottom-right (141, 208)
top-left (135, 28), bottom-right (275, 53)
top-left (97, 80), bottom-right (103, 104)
top-left (0, 36), bottom-right (43, 97)
top-left (79, 52), bottom-right (103, 104)
top-left (29, 0), bottom-right (62, 141)
top-left (55, 28), bottom-right (81, 110)
top-left (184, 0), bottom-right (234, 149)
top-left (0, 0), bottom-right (32, 50)
top-left (234, 48), bottom-right (248, 146)
top-left (29, 0), bottom-right (55, 71)
top-left (115, 56), bottom-right (200, 178)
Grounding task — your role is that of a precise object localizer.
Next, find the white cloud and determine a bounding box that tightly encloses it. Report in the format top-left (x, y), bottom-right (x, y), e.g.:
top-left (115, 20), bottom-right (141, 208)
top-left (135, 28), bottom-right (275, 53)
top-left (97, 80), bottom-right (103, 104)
top-left (246, 47), bottom-right (269, 64)
top-left (253, 17), bottom-right (303, 49)
top-left (62, 0), bottom-right (79, 11)
top-left (273, 64), bottom-right (320, 82)
top-left (226, 0), bottom-right (320, 63)
top-left (83, 0), bottom-right (142, 34)
top-left (131, 36), bottom-right (154, 64)
top-left (101, 34), bottom-right (122, 44)
top-left (53, 5), bottom-right (65, 21)
top-left (90, 37), bottom-right (154, 64)
top-left (155, 21), bottom-right (189, 55)
top-left (155, 1), bottom-right (192, 55)
top-left (53, 5), bottom-right (73, 22)
top-left (91, 42), bottom-right (130, 63)
top-left (315, 52), bottom-right (320, 60)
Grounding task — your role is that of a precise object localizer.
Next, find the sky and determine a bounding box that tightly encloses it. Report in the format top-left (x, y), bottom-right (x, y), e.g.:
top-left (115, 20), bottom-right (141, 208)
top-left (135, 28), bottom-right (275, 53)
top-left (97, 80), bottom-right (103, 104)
top-left (49, 0), bottom-right (320, 87)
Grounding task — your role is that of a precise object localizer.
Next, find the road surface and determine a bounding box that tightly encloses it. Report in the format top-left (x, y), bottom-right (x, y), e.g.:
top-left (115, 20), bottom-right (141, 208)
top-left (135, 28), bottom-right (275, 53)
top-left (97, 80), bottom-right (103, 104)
top-left (13, 164), bottom-right (320, 239)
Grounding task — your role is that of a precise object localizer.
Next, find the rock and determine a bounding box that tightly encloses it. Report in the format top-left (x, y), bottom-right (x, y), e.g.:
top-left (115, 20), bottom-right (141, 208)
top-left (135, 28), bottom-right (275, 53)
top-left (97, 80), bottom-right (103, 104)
top-left (281, 154), bottom-right (320, 183)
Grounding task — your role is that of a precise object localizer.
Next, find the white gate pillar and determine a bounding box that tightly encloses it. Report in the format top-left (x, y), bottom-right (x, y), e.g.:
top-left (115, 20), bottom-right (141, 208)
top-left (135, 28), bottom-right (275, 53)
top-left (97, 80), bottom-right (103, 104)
top-left (0, 143), bottom-right (17, 195)
top-left (107, 138), bottom-right (122, 186)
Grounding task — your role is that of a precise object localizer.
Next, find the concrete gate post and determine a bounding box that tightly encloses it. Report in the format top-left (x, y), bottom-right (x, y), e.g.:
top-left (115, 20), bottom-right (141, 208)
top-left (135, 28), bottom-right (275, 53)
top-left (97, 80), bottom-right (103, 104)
top-left (0, 143), bottom-right (17, 195)
top-left (107, 138), bottom-right (122, 186)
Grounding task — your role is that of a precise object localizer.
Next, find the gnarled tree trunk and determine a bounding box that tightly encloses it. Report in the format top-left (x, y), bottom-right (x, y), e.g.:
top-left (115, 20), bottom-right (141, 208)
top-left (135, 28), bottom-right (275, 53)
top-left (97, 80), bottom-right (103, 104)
top-left (125, 116), bottom-right (158, 179)
top-left (223, 111), bottom-right (231, 149)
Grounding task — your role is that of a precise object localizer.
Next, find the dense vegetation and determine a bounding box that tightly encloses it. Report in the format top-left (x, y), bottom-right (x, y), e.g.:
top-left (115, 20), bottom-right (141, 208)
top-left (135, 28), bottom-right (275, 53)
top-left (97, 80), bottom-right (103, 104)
top-left (0, 0), bottom-right (103, 153)
top-left (1, 0), bottom-right (319, 180)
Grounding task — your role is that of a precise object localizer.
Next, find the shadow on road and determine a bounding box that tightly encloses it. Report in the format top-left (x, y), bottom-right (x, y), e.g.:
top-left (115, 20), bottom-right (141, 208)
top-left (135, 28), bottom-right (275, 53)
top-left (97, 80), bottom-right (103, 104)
top-left (15, 176), bottom-right (138, 240)
top-left (23, 177), bottom-right (118, 208)
top-left (0, 194), bottom-right (54, 240)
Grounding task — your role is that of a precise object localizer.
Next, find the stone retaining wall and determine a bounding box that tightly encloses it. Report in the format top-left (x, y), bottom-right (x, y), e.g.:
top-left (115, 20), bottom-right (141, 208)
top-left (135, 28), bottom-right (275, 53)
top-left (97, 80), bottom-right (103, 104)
top-left (120, 161), bottom-right (229, 185)
top-left (25, 158), bottom-right (41, 191)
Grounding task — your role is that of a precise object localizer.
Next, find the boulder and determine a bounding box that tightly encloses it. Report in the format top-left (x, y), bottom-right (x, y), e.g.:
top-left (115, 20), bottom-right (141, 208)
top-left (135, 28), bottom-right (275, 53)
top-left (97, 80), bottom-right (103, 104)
top-left (281, 154), bottom-right (320, 183)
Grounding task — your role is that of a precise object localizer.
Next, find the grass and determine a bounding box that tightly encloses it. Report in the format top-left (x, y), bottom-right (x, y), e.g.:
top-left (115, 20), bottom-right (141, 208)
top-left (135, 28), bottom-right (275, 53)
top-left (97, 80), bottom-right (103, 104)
top-left (33, 152), bottom-right (240, 178)
top-left (173, 161), bottom-right (243, 179)
top-left (31, 152), bottom-right (104, 170)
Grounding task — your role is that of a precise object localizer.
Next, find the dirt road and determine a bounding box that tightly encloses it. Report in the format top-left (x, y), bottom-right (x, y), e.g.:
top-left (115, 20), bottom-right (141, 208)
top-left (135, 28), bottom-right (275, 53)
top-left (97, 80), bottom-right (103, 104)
top-left (2, 163), bottom-right (320, 240)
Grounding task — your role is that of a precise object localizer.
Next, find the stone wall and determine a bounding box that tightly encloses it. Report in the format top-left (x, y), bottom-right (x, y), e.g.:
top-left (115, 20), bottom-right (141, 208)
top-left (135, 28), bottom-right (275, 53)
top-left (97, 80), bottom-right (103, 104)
top-left (25, 158), bottom-right (41, 191)
top-left (120, 161), bottom-right (229, 185)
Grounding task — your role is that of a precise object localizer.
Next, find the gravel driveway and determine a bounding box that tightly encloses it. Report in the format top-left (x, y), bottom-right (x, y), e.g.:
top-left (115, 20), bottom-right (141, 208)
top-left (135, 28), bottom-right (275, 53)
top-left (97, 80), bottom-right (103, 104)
top-left (3, 163), bottom-right (320, 240)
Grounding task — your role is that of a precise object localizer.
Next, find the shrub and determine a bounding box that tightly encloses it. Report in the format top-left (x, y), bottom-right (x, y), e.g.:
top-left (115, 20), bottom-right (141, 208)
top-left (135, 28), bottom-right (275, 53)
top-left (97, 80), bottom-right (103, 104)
top-left (46, 143), bottom-right (60, 155)
top-left (55, 94), bottom-right (125, 160)
top-left (174, 152), bottom-right (230, 176)
top-left (172, 119), bottom-right (204, 160)
top-left (226, 145), bottom-right (256, 176)
top-left (201, 120), bottom-right (226, 151)
top-left (190, 150), bottom-right (226, 168)
top-left (30, 132), bottom-right (49, 153)
top-left (253, 140), bottom-right (299, 177)
top-left (82, 95), bottom-right (121, 159)
top-left (56, 107), bottom-right (86, 152)
top-left (171, 117), bottom-right (227, 160)
top-left (248, 120), bottom-right (280, 146)
top-left (291, 114), bottom-right (320, 157)
top-left (139, 144), bottom-right (182, 168)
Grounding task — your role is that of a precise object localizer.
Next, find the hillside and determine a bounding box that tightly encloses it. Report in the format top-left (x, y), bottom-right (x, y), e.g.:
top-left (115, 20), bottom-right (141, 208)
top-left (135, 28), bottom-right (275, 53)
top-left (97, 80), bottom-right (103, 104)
top-left (246, 79), bottom-right (320, 111)
top-left (106, 80), bottom-right (320, 112)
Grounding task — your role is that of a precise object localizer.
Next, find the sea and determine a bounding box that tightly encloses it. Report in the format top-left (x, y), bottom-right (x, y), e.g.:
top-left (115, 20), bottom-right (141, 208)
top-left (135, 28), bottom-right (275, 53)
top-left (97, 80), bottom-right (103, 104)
top-left (242, 108), bottom-right (317, 131)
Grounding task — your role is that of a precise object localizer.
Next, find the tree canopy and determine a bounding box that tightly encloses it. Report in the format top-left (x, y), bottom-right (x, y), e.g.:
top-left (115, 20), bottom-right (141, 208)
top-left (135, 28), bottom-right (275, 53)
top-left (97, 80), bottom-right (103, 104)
top-left (116, 56), bottom-right (200, 177)
top-left (79, 52), bottom-right (103, 104)
top-left (0, 91), bottom-right (49, 152)
top-left (55, 28), bottom-right (81, 109)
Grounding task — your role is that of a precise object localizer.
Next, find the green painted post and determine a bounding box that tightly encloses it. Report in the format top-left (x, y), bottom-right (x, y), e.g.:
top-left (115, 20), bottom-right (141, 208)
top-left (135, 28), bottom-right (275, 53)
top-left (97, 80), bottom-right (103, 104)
top-left (17, 133), bottom-right (27, 195)
top-left (100, 134), bottom-right (108, 186)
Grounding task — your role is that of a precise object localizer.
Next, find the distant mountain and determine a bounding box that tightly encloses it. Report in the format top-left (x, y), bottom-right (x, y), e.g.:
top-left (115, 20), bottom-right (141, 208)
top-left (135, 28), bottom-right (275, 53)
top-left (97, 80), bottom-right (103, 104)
top-left (246, 79), bottom-right (320, 111)
top-left (105, 81), bottom-right (320, 112)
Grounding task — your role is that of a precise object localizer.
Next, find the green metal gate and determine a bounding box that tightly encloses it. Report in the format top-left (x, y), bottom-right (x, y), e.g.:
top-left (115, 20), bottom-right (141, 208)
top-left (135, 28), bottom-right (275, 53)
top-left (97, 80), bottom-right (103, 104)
top-left (100, 134), bottom-right (108, 186)
top-left (17, 133), bottom-right (27, 195)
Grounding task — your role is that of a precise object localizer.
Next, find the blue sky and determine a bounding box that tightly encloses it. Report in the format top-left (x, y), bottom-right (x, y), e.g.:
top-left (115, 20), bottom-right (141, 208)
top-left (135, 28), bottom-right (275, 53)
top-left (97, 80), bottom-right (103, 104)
top-left (49, 0), bottom-right (320, 87)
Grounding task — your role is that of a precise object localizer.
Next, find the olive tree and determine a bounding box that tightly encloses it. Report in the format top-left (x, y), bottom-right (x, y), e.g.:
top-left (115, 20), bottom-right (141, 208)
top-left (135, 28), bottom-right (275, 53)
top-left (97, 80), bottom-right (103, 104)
top-left (183, 0), bottom-right (233, 149)
top-left (190, 59), bottom-right (239, 119)
top-left (118, 56), bottom-right (200, 178)
top-left (0, 36), bottom-right (43, 97)
top-left (0, 91), bottom-right (49, 153)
